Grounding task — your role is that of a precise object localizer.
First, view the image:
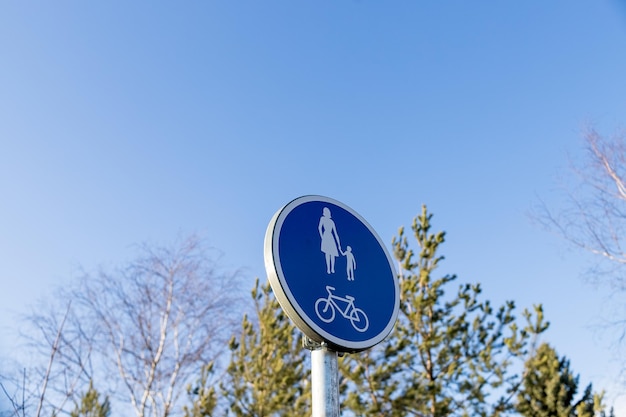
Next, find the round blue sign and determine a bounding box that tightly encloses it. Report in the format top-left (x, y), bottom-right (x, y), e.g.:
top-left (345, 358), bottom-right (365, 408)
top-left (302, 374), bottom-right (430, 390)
top-left (264, 195), bottom-right (399, 352)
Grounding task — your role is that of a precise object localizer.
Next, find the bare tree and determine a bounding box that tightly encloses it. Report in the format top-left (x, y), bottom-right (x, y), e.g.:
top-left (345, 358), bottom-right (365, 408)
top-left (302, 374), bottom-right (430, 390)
top-left (533, 125), bottom-right (626, 357)
top-left (21, 235), bottom-right (242, 417)
top-left (534, 126), bottom-right (626, 286)
top-left (16, 297), bottom-right (95, 417)
top-left (34, 302), bottom-right (76, 417)
top-left (1, 368), bottom-right (26, 417)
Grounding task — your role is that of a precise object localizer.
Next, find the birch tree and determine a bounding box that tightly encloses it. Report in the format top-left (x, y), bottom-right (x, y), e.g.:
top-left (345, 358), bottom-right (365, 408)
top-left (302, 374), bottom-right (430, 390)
top-left (535, 127), bottom-right (626, 285)
top-left (17, 298), bottom-right (97, 417)
top-left (22, 235), bottom-right (241, 417)
top-left (533, 126), bottom-right (626, 365)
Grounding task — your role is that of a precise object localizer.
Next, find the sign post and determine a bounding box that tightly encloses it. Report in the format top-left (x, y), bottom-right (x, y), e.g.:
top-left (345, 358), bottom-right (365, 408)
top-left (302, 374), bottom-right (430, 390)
top-left (310, 342), bottom-right (339, 417)
top-left (264, 195), bottom-right (399, 415)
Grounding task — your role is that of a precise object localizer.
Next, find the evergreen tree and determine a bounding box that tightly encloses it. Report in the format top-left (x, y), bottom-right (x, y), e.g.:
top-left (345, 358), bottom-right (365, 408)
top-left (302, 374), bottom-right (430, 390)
top-left (220, 279), bottom-right (310, 416)
top-left (516, 343), bottom-right (605, 417)
top-left (69, 381), bottom-right (110, 417)
top-left (341, 205), bottom-right (549, 417)
top-left (340, 340), bottom-right (404, 415)
top-left (182, 206), bottom-right (607, 417)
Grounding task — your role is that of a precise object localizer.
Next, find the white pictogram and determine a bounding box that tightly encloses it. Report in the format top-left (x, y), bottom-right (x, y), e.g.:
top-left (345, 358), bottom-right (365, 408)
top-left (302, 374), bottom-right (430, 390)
top-left (318, 207), bottom-right (357, 281)
top-left (314, 285), bottom-right (369, 332)
top-left (341, 246), bottom-right (356, 281)
top-left (318, 207), bottom-right (341, 274)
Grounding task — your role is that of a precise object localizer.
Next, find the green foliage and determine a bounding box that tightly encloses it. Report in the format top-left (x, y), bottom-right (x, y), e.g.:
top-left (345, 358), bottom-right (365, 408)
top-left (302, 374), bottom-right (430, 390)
top-left (183, 362), bottom-right (218, 417)
top-left (339, 340), bottom-right (404, 415)
top-left (516, 343), bottom-right (605, 417)
top-left (182, 205), bottom-right (606, 417)
top-left (69, 381), bottom-right (110, 417)
top-left (220, 278), bottom-right (310, 416)
top-left (341, 205), bottom-right (549, 417)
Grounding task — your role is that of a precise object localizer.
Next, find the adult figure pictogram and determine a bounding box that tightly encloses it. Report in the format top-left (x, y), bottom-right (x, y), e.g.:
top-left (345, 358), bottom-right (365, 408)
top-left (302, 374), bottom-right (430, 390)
top-left (318, 207), bottom-right (342, 274)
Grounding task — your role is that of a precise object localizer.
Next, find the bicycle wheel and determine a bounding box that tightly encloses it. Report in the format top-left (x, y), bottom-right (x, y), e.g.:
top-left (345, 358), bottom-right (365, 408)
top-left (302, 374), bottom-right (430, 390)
top-left (315, 298), bottom-right (335, 323)
top-left (350, 308), bottom-right (369, 332)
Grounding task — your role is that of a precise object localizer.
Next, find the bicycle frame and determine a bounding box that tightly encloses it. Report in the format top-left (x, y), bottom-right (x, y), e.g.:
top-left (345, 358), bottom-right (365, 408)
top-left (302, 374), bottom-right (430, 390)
top-left (324, 286), bottom-right (356, 319)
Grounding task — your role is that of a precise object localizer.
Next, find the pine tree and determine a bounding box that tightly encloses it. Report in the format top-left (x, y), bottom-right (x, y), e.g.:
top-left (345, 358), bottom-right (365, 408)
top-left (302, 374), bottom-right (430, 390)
top-left (69, 380), bottom-right (111, 417)
top-left (220, 278), bottom-right (310, 416)
top-left (516, 343), bottom-right (605, 417)
top-left (341, 205), bottom-right (549, 417)
top-left (340, 339), bottom-right (405, 415)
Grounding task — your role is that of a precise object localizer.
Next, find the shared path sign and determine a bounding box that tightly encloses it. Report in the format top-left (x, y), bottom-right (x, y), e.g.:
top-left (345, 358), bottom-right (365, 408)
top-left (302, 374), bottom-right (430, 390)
top-left (264, 195), bottom-right (399, 352)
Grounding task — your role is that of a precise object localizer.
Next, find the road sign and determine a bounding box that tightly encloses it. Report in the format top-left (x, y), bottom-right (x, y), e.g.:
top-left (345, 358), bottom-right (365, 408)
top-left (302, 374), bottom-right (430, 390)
top-left (264, 195), bottom-right (399, 352)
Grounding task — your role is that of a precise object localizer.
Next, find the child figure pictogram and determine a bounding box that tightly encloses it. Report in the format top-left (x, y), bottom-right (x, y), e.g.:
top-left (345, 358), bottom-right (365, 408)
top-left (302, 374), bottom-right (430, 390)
top-left (342, 245), bottom-right (357, 281)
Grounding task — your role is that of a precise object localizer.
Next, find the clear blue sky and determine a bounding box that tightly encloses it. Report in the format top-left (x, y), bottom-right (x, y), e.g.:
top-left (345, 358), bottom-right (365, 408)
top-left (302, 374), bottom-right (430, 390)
top-left (2, 0), bottom-right (626, 412)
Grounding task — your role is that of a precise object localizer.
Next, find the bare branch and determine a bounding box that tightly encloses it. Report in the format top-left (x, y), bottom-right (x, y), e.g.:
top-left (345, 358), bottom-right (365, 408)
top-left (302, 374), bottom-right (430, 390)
top-left (17, 234), bottom-right (243, 417)
top-left (34, 301), bottom-right (71, 417)
top-left (532, 126), bottom-right (626, 274)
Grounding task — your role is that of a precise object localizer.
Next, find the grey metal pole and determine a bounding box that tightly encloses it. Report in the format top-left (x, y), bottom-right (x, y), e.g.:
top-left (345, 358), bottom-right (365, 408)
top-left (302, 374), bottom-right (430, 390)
top-left (311, 345), bottom-right (340, 417)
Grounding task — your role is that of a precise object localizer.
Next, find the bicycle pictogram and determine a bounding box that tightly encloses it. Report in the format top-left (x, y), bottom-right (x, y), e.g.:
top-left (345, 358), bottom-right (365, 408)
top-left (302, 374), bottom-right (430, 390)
top-left (314, 285), bottom-right (369, 332)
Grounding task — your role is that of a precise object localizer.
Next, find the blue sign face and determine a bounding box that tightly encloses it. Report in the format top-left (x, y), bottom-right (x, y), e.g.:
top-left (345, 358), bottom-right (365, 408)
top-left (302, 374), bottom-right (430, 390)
top-left (264, 195), bottom-right (399, 352)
